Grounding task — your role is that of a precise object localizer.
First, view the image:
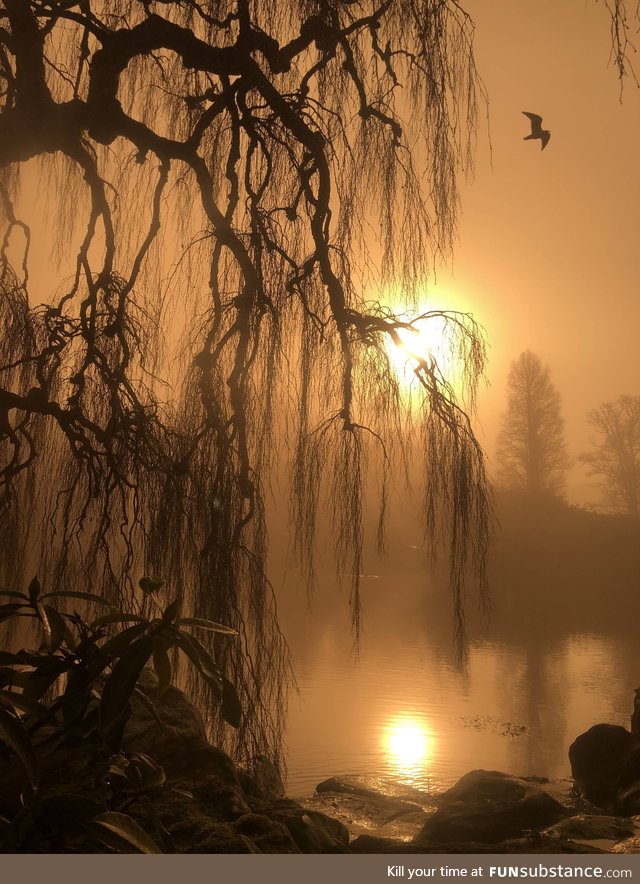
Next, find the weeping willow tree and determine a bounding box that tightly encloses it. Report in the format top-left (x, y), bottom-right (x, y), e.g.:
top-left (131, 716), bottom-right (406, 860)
top-left (0, 1), bottom-right (635, 764)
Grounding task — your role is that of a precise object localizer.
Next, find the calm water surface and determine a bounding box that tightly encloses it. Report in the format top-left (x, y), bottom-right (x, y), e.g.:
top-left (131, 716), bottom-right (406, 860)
top-left (280, 581), bottom-right (636, 798)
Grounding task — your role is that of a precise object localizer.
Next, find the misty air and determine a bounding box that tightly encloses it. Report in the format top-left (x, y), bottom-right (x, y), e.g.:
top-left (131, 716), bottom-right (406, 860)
top-left (0, 0), bottom-right (639, 859)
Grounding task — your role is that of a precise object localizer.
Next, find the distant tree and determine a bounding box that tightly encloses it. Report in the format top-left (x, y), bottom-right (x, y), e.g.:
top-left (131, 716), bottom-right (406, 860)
top-left (496, 351), bottom-right (569, 496)
top-left (580, 396), bottom-right (640, 519)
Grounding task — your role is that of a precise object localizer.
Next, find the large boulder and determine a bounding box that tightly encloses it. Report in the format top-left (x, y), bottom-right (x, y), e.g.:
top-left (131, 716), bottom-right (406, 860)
top-left (569, 724), bottom-right (640, 811)
top-left (310, 774), bottom-right (434, 841)
top-left (0, 675), bottom-right (348, 853)
top-left (415, 770), bottom-right (568, 846)
top-left (122, 683), bottom-right (350, 852)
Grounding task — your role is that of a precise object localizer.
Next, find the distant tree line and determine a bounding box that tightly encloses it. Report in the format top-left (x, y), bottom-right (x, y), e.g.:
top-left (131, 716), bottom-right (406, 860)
top-left (496, 351), bottom-right (640, 519)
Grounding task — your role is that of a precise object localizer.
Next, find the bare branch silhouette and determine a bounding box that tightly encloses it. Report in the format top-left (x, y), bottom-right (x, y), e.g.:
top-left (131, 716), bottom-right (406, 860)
top-left (0, 0), bottom-right (499, 759)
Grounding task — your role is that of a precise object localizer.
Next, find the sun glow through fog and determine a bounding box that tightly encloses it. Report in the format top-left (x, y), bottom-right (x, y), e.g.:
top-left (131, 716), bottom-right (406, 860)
top-left (386, 316), bottom-right (444, 372)
top-left (384, 311), bottom-right (462, 393)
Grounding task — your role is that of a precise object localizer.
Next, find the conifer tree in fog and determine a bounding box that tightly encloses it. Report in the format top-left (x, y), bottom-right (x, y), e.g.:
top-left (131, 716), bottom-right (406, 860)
top-left (581, 396), bottom-right (640, 519)
top-left (496, 351), bottom-right (569, 496)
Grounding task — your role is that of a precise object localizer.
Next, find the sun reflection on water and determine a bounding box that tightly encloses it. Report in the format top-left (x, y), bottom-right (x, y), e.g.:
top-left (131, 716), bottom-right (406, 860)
top-left (382, 715), bottom-right (434, 786)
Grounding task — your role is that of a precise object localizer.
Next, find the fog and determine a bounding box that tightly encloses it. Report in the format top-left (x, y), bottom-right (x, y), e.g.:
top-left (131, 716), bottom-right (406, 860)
top-left (436, 0), bottom-right (640, 505)
top-left (1, 0), bottom-right (640, 856)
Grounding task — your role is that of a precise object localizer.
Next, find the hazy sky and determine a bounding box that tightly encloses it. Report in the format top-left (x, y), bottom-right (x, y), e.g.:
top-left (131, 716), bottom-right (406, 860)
top-left (434, 0), bottom-right (640, 503)
top-left (13, 1), bottom-right (638, 508)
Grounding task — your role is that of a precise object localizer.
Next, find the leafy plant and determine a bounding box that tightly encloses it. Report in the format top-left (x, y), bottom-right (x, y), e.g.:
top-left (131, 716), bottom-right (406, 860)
top-left (0, 576), bottom-right (241, 852)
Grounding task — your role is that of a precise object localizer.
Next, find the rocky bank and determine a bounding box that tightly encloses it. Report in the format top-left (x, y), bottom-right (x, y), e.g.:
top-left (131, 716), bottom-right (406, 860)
top-left (5, 680), bottom-right (639, 853)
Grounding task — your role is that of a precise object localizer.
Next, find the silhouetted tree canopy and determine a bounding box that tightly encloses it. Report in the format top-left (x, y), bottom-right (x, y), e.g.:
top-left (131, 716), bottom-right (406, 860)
top-left (0, 1), bottom-right (637, 761)
top-left (0, 0), bottom-right (497, 760)
top-left (496, 351), bottom-right (569, 498)
top-left (581, 395), bottom-right (640, 519)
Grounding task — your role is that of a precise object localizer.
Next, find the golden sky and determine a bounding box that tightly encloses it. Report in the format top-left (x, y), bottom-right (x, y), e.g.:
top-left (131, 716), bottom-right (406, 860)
top-left (11, 1), bottom-right (638, 507)
top-left (437, 0), bottom-right (640, 503)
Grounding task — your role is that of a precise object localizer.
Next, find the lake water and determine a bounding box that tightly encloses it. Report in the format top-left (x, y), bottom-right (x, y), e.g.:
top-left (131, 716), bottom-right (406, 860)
top-left (279, 577), bottom-right (637, 798)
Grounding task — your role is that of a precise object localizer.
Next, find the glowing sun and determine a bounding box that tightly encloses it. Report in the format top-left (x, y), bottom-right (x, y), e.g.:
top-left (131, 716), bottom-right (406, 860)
top-left (384, 312), bottom-right (458, 387)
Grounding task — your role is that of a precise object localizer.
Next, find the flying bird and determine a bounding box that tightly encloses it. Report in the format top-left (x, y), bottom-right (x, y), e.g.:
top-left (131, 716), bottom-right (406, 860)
top-left (522, 111), bottom-right (551, 150)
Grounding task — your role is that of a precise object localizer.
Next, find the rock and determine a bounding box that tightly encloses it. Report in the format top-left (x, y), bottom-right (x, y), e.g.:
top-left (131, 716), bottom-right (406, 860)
top-left (350, 832), bottom-right (608, 854)
top-left (308, 775), bottom-right (435, 841)
top-left (616, 745), bottom-right (640, 813)
top-left (125, 683), bottom-right (216, 773)
top-left (616, 777), bottom-right (640, 815)
top-left (264, 798), bottom-right (350, 853)
top-left (232, 813), bottom-right (298, 853)
top-left (126, 682), bottom-right (352, 854)
top-left (543, 814), bottom-right (637, 844)
top-left (415, 770), bottom-right (568, 846)
top-left (8, 666), bottom-right (640, 854)
top-left (631, 688), bottom-right (640, 735)
top-left (569, 724), bottom-right (640, 810)
top-left (242, 755), bottom-right (286, 800)
top-left (612, 836), bottom-right (640, 853)
top-left (190, 773), bottom-right (252, 820)
top-left (0, 674), bottom-right (351, 853)
top-left (316, 774), bottom-right (434, 806)
top-left (350, 834), bottom-right (434, 853)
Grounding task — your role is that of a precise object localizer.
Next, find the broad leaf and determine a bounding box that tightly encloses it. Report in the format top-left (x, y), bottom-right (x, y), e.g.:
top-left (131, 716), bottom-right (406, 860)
top-left (0, 669), bottom-right (32, 691)
top-left (63, 705), bottom-right (100, 740)
top-left (61, 620), bottom-right (77, 651)
top-left (107, 754), bottom-right (129, 779)
top-left (36, 604), bottom-right (67, 652)
top-left (131, 686), bottom-right (162, 723)
top-left (91, 812), bottom-right (162, 854)
top-left (0, 603), bottom-right (27, 623)
top-left (127, 753), bottom-right (166, 790)
top-left (239, 833), bottom-right (263, 853)
top-left (221, 676), bottom-right (242, 728)
top-left (177, 617), bottom-right (238, 635)
top-left (0, 690), bottom-right (52, 722)
top-left (152, 639), bottom-right (171, 694)
top-left (7, 656), bottom-right (69, 701)
top-left (0, 706), bottom-right (39, 785)
top-left (100, 622), bottom-right (151, 658)
top-left (99, 636), bottom-right (153, 733)
top-left (0, 651), bottom-right (23, 665)
top-left (41, 590), bottom-right (117, 608)
top-left (91, 613), bottom-right (147, 628)
top-left (0, 588), bottom-right (28, 601)
top-left (174, 631), bottom-right (223, 693)
top-left (28, 576), bottom-right (41, 605)
top-left (61, 667), bottom-right (94, 724)
top-left (23, 668), bottom-right (67, 702)
top-left (160, 600), bottom-right (179, 625)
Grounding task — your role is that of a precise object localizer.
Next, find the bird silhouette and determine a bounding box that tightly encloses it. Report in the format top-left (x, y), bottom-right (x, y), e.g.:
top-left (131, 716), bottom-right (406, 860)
top-left (522, 111), bottom-right (550, 150)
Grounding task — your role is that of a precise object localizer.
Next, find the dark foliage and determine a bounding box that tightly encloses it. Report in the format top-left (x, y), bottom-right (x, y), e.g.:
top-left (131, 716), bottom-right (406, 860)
top-left (0, 574), bottom-right (238, 852)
